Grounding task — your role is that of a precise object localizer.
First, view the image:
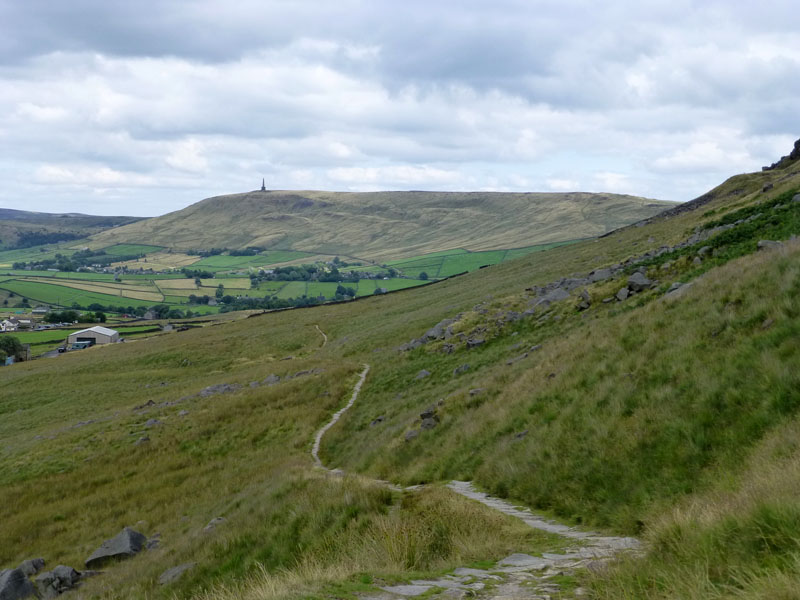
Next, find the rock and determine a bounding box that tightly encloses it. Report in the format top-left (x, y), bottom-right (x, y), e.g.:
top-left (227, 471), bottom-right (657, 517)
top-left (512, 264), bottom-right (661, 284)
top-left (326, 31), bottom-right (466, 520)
top-left (522, 308), bottom-right (537, 317)
top-left (540, 288), bottom-right (571, 303)
top-left (203, 517), bottom-right (226, 533)
top-left (469, 388), bottom-right (485, 396)
top-left (762, 183), bottom-right (773, 192)
top-left (664, 281), bottom-right (693, 299)
top-left (198, 383), bottom-right (242, 397)
top-left (440, 343), bottom-right (455, 354)
top-left (453, 364), bottom-right (470, 376)
top-left (529, 345), bottom-right (542, 352)
top-left (249, 381), bottom-right (259, 388)
top-left (370, 416), bottom-right (385, 426)
top-left (576, 289), bottom-right (591, 311)
top-left (158, 563), bottom-right (196, 586)
top-left (502, 311), bottom-right (521, 323)
top-left (793, 194), bottom-right (800, 203)
top-left (602, 296), bottom-right (614, 303)
top-left (589, 268), bottom-right (613, 282)
top-left (423, 318), bottom-right (457, 341)
top-left (693, 256), bottom-right (702, 266)
top-left (666, 282), bottom-right (684, 295)
top-left (404, 430), bottom-right (419, 442)
top-left (263, 374), bottom-right (280, 385)
top-left (178, 410), bottom-right (189, 417)
top-left (615, 287), bottom-right (629, 302)
top-left (134, 436), bottom-right (150, 446)
top-left (762, 318), bottom-right (774, 330)
top-left (558, 278), bottom-right (588, 291)
top-left (757, 240), bottom-right (784, 251)
top-left (627, 272), bottom-right (651, 292)
top-left (420, 418), bottom-right (438, 430)
top-left (414, 369), bottom-right (431, 380)
top-left (506, 353), bottom-right (528, 365)
top-left (420, 406), bottom-right (437, 420)
top-left (514, 430), bottom-right (528, 440)
top-left (0, 568), bottom-right (35, 600)
top-left (466, 337), bottom-right (484, 349)
top-left (698, 246), bottom-right (712, 257)
top-left (144, 418), bottom-right (162, 428)
top-left (661, 261), bottom-right (672, 270)
top-left (17, 559), bottom-right (45, 577)
top-left (35, 566), bottom-right (81, 599)
top-left (85, 527), bottom-right (147, 568)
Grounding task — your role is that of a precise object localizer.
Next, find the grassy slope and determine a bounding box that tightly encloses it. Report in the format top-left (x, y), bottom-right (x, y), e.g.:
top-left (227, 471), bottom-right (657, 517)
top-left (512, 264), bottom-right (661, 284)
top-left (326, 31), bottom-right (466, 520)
top-left (87, 190), bottom-right (672, 260)
top-left (1, 163), bottom-right (799, 599)
top-left (0, 209), bottom-right (142, 249)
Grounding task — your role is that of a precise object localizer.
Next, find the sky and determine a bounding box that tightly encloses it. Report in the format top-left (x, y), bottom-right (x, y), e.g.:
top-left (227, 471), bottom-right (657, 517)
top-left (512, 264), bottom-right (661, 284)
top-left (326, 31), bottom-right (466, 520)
top-left (0, 0), bottom-right (798, 217)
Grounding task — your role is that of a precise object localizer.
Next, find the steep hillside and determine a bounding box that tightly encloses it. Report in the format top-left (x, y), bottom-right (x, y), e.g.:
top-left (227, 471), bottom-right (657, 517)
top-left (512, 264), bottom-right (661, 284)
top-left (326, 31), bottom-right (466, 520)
top-left (0, 208), bottom-right (142, 249)
top-left (2, 146), bottom-right (800, 600)
top-left (87, 190), bottom-right (672, 260)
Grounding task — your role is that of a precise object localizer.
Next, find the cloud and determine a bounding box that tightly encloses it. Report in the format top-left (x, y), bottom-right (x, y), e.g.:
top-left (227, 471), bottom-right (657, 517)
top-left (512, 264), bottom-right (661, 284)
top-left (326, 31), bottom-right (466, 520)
top-left (0, 1), bottom-right (797, 215)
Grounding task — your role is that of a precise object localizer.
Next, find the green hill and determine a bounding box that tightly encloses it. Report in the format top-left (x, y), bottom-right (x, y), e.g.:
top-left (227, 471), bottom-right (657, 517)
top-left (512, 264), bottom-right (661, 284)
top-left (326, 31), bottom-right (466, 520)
top-left (86, 190), bottom-right (672, 260)
top-left (0, 208), bottom-right (143, 250)
top-left (2, 146), bottom-right (800, 600)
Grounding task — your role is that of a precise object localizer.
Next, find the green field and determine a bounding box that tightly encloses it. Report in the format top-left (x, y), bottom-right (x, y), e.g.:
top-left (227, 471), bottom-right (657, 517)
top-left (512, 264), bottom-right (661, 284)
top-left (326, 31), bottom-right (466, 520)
top-left (0, 280), bottom-right (161, 309)
top-left (192, 250), bottom-right (315, 271)
top-left (101, 243), bottom-right (164, 256)
top-left (0, 243), bottom-right (82, 266)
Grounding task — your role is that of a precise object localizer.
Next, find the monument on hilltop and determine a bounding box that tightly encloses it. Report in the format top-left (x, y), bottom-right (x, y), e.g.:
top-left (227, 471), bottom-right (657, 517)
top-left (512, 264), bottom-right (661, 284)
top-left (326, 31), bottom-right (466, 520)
top-left (260, 178), bottom-right (266, 192)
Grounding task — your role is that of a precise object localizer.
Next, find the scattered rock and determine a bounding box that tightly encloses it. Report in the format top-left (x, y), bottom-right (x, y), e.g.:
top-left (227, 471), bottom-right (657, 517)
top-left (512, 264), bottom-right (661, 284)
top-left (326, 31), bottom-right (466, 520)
top-left (415, 369), bottom-right (431, 380)
top-left (466, 337), bottom-right (485, 349)
top-left (762, 318), bottom-right (774, 330)
top-left (85, 528), bottom-right (147, 568)
top-left (133, 399), bottom-right (156, 411)
top-left (420, 406), bottom-right (437, 420)
top-left (589, 268), bottom-right (613, 282)
top-left (420, 418), bottom-right (438, 430)
top-left (792, 194), bottom-right (800, 203)
top-left (0, 568), bottom-right (35, 600)
top-left (762, 183), bottom-right (773, 192)
top-left (627, 272), bottom-right (652, 292)
top-left (514, 430), bottom-right (528, 440)
top-left (203, 517), bottom-right (226, 533)
top-left (615, 288), bottom-right (629, 302)
top-left (453, 364), bottom-right (470, 376)
top-left (158, 563), bottom-right (196, 586)
top-left (698, 246), bottom-right (712, 257)
top-left (35, 566), bottom-right (81, 599)
top-left (405, 430), bottom-right (419, 442)
top-left (249, 381), bottom-right (259, 388)
top-left (469, 388), bottom-right (485, 397)
top-left (602, 296), bottom-right (614, 303)
top-left (198, 383), bottom-right (242, 397)
top-left (134, 436), bottom-right (150, 446)
top-left (370, 416), bottom-right (385, 427)
top-left (17, 559), bottom-right (45, 577)
top-left (530, 344), bottom-right (542, 352)
top-left (576, 289), bottom-right (591, 311)
top-left (757, 240), bottom-right (784, 251)
top-left (506, 353), bottom-right (528, 365)
top-left (178, 410), bottom-right (189, 417)
top-left (440, 343), bottom-right (455, 354)
top-left (144, 418), bottom-right (162, 428)
top-left (263, 374), bottom-right (280, 386)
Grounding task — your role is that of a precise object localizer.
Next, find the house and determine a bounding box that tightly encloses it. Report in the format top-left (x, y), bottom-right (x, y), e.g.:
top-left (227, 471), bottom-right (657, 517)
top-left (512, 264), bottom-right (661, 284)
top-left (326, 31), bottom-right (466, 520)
top-left (1, 319), bottom-right (18, 332)
top-left (67, 326), bottom-right (120, 346)
top-left (32, 306), bottom-right (49, 315)
top-left (15, 319), bottom-right (34, 330)
top-left (143, 309), bottom-right (157, 320)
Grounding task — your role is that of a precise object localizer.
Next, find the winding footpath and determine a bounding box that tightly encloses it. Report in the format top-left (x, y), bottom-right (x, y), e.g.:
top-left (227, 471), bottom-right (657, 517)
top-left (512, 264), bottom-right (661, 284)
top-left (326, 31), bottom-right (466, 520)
top-left (311, 363), bottom-right (641, 599)
top-left (314, 324), bottom-right (328, 348)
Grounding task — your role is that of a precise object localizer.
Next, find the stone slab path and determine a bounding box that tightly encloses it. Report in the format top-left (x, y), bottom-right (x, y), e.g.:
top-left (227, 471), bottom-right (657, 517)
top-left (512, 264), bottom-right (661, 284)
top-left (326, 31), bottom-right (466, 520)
top-left (311, 365), bottom-right (642, 599)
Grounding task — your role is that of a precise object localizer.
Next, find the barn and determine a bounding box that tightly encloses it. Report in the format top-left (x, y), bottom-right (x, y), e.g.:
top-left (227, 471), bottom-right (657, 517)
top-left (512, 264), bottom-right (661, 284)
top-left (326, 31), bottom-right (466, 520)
top-left (67, 326), bottom-right (120, 346)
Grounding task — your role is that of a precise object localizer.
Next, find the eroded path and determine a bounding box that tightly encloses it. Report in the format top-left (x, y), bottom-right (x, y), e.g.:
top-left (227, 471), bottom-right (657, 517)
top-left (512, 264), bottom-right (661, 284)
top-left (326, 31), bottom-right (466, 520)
top-left (311, 366), bottom-right (641, 599)
top-left (314, 324), bottom-right (328, 348)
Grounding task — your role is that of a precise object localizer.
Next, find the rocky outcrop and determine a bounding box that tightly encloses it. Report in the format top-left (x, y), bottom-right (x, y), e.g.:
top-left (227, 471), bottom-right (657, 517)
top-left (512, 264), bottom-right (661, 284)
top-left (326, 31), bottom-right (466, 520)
top-left (158, 563), bottom-right (196, 586)
top-left (762, 138), bottom-right (800, 171)
top-left (85, 528), bottom-right (147, 569)
top-left (35, 566), bottom-right (81, 599)
top-left (0, 568), bottom-right (35, 600)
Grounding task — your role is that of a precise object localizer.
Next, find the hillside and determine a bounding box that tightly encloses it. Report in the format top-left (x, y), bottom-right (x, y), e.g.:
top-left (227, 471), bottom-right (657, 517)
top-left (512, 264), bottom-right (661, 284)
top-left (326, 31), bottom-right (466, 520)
top-left (2, 144), bottom-right (800, 600)
top-left (87, 190), bottom-right (672, 260)
top-left (0, 208), bottom-right (142, 249)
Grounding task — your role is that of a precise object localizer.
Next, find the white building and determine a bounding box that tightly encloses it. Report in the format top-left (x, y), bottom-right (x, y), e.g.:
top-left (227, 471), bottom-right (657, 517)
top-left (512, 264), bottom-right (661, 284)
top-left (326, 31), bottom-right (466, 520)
top-left (67, 326), bottom-right (120, 346)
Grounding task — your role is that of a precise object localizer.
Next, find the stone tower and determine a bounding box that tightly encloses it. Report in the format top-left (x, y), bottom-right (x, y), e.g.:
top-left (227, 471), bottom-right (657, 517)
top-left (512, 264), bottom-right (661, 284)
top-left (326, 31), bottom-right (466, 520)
top-left (261, 178), bottom-right (266, 192)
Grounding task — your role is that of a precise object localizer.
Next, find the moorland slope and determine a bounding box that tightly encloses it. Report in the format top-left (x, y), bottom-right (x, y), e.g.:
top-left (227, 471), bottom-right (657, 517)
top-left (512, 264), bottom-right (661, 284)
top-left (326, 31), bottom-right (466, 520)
top-left (87, 190), bottom-right (672, 260)
top-left (2, 144), bottom-right (800, 600)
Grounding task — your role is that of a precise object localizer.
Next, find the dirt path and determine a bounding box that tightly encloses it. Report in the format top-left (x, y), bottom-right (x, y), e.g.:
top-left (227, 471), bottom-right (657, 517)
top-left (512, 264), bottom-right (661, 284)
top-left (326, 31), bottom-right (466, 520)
top-left (314, 324), bottom-right (328, 348)
top-left (311, 366), bottom-right (641, 599)
top-left (311, 364), bottom-right (369, 468)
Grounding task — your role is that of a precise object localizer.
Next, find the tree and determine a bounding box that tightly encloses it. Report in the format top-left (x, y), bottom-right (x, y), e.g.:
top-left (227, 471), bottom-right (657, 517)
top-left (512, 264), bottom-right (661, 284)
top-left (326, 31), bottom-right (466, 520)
top-left (419, 271), bottom-right (429, 280)
top-left (95, 312), bottom-right (107, 323)
top-left (215, 284), bottom-right (224, 299)
top-left (0, 335), bottom-right (24, 361)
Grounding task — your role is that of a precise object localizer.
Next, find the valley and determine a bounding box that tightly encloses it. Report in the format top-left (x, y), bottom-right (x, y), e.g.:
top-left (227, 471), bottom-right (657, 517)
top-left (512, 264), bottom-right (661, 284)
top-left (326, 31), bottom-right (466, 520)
top-left (1, 151), bottom-right (799, 599)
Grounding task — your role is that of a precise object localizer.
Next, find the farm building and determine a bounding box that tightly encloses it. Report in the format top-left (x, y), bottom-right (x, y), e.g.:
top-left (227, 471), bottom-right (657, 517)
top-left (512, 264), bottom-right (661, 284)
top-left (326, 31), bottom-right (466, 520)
top-left (67, 326), bottom-right (120, 346)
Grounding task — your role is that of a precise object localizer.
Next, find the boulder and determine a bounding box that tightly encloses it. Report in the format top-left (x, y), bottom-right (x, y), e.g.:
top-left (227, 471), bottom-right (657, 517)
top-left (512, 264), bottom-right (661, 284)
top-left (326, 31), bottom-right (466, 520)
top-left (541, 288), bottom-right (571, 303)
top-left (692, 257), bottom-right (702, 266)
top-left (203, 517), bottom-right (226, 533)
top-left (440, 343), bottom-right (455, 354)
top-left (35, 566), bottom-right (81, 599)
top-left (158, 563), bottom-right (196, 586)
top-left (558, 278), bottom-right (588, 291)
top-left (17, 559), bottom-right (45, 578)
top-left (370, 416), bottom-right (385, 426)
top-left (420, 417), bottom-right (438, 430)
top-left (576, 289), bottom-right (591, 311)
top-left (144, 418), bottom-right (162, 428)
top-left (589, 268), bottom-right (613, 282)
top-left (627, 272), bottom-right (651, 292)
top-left (423, 318), bottom-right (457, 341)
top-left (85, 527), bottom-right (147, 568)
top-left (134, 436), bottom-right (150, 446)
top-left (420, 406), bottom-right (437, 420)
top-left (415, 369), bottom-right (431, 380)
top-left (469, 388), bottom-right (485, 396)
top-left (762, 183), bottom-right (773, 192)
top-left (0, 568), bottom-right (35, 600)
top-left (698, 246), bottom-right (712, 257)
top-left (506, 353), bottom-right (528, 365)
top-left (199, 383), bottom-right (241, 397)
top-left (502, 311), bottom-right (521, 323)
top-left (404, 430), bottom-right (419, 442)
top-left (453, 364), bottom-right (470, 376)
top-left (792, 194), bottom-right (800, 203)
top-left (757, 240), bottom-right (784, 251)
top-left (466, 337), bottom-right (485, 349)
top-left (615, 288), bottom-right (629, 302)
top-left (263, 374), bottom-right (280, 385)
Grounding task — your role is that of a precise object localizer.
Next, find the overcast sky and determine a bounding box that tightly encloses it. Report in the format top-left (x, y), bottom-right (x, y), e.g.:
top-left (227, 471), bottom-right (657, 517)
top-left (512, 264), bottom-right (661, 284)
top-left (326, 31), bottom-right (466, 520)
top-left (0, 0), bottom-right (798, 216)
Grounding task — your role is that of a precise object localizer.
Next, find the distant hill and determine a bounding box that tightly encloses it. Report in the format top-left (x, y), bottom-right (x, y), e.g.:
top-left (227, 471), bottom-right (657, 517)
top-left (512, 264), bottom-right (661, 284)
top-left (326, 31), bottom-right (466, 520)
top-left (0, 208), bottom-right (143, 249)
top-left (87, 190), bottom-right (674, 260)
